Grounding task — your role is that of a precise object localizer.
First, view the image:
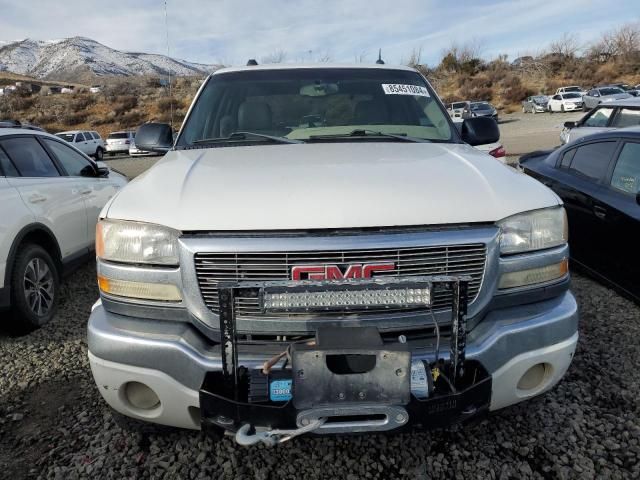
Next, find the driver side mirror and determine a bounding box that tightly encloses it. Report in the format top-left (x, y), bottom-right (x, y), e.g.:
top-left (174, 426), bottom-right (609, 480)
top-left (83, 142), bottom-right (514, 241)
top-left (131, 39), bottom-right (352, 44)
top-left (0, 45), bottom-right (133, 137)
top-left (461, 117), bottom-right (500, 146)
top-left (564, 121), bottom-right (577, 129)
top-left (135, 123), bottom-right (173, 153)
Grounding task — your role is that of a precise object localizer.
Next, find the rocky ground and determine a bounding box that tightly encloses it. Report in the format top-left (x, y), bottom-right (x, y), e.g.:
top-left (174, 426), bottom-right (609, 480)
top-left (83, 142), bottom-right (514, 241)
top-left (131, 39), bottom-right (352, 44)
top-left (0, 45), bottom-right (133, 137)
top-left (0, 265), bottom-right (639, 479)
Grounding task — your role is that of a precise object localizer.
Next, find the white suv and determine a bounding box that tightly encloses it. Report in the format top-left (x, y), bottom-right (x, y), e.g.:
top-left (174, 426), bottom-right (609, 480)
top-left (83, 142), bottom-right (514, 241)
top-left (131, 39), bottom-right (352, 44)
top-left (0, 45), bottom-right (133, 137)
top-left (0, 126), bottom-right (127, 330)
top-left (55, 130), bottom-right (106, 160)
top-left (105, 131), bottom-right (135, 156)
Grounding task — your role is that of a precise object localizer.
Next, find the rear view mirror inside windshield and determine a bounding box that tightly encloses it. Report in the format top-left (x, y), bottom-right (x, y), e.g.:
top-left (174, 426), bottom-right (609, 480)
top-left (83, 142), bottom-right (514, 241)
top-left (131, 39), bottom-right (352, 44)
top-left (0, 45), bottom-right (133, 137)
top-left (300, 82), bottom-right (339, 97)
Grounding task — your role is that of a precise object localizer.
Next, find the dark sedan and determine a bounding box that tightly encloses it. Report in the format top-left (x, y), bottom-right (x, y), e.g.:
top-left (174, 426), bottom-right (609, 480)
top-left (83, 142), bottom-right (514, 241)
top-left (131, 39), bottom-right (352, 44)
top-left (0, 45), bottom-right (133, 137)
top-left (520, 127), bottom-right (640, 302)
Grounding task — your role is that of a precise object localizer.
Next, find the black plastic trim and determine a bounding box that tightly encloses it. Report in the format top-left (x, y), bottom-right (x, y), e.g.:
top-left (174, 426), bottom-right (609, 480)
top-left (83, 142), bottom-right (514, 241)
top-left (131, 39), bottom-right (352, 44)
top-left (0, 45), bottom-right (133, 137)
top-left (4, 223), bottom-right (62, 288)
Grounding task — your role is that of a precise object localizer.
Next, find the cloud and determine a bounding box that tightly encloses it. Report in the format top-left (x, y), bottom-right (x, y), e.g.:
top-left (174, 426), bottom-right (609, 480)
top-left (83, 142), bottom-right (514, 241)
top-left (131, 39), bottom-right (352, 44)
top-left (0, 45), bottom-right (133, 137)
top-left (0, 0), bottom-right (637, 66)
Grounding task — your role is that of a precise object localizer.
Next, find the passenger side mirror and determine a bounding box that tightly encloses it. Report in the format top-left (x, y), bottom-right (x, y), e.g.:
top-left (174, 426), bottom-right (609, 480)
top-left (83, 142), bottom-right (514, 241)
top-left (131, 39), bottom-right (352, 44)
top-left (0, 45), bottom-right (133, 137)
top-left (564, 121), bottom-right (577, 129)
top-left (135, 123), bottom-right (173, 153)
top-left (461, 117), bottom-right (500, 146)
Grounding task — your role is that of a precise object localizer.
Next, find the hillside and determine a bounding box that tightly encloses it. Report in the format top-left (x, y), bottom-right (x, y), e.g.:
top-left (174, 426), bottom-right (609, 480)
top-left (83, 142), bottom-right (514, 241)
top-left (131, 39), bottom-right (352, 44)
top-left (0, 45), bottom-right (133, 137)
top-left (0, 37), bottom-right (219, 82)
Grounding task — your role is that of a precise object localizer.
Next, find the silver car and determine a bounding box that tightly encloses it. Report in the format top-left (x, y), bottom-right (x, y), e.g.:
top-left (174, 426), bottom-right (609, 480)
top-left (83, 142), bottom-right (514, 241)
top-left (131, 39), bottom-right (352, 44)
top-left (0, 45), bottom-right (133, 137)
top-left (522, 95), bottom-right (548, 114)
top-left (582, 86), bottom-right (632, 110)
top-left (560, 98), bottom-right (640, 144)
top-left (470, 101), bottom-right (498, 122)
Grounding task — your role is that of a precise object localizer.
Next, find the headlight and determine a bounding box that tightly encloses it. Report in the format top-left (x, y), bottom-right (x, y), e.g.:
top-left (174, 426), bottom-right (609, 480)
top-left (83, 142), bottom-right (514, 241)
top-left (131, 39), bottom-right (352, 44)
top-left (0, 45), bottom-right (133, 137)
top-left (498, 207), bottom-right (567, 255)
top-left (96, 219), bottom-right (180, 265)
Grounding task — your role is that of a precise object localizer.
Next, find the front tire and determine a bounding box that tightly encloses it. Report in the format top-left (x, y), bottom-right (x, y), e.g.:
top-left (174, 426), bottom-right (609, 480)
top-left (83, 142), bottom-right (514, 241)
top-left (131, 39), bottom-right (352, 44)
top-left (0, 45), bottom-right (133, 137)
top-left (95, 147), bottom-right (104, 160)
top-left (9, 244), bottom-right (59, 331)
top-left (561, 105), bottom-right (565, 113)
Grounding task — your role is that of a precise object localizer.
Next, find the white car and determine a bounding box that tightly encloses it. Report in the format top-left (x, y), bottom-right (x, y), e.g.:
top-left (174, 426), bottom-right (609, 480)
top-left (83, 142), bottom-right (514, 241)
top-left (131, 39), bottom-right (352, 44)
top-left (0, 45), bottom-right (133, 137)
top-left (555, 86), bottom-right (586, 96)
top-left (55, 130), bottom-right (106, 160)
top-left (87, 64), bottom-right (577, 441)
top-left (547, 93), bottom-right (584, 113)
top-left (0, 126), bottom-right (127, 330)
top-left (105, 131), bottom-right (135, 156)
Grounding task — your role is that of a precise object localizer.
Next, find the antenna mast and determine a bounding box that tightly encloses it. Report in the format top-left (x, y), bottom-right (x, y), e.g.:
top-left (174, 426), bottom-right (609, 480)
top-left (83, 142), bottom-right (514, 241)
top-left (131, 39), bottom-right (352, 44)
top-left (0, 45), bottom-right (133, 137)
top-left (164, 0), bottom-right (173, 129)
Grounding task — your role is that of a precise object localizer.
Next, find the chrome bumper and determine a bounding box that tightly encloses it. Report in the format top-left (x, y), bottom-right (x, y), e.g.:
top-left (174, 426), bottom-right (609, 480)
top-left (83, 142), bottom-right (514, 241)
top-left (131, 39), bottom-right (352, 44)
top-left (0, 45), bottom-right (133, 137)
top-left (88, 290), bottom-right (578, 391)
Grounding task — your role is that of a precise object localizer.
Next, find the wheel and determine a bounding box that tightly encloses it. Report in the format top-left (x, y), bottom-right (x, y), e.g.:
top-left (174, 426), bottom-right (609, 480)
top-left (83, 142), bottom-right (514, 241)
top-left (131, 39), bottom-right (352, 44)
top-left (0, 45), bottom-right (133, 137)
top-left (9, 244), bottom-right (59, 331)
top-left (532, 106), bottom-right (537, 114)
top-left (109, 152), bottom-right (115, 157)
top-left (561, 105), bottom-right (565, 113)
top-left (549, 106), bottom-right (553, 114)
top-left (583, 103), bottom-right (588, 111)
top-left (95, 147), bottom-right (104, 160)
top-left (523, 105), bottom-right (526, 113)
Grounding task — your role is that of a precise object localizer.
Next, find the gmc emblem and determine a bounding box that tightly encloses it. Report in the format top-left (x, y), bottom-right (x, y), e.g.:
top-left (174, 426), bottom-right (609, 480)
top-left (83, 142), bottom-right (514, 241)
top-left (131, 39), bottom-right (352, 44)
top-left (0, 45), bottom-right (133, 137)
top-left (291, 263), bottom-right (395, 281)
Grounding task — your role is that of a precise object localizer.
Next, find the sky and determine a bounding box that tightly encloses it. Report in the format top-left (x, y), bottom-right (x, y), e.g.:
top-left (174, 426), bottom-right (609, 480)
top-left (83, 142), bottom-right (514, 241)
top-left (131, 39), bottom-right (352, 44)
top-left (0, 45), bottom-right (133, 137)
top-left (0, 0), bottom-right (638, 67)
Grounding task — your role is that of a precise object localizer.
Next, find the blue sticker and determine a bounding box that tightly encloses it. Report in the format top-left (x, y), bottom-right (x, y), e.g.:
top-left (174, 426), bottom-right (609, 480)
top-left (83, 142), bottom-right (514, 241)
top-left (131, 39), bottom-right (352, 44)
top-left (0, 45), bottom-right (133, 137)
top-left (269, 379), bottom-right (292, 402)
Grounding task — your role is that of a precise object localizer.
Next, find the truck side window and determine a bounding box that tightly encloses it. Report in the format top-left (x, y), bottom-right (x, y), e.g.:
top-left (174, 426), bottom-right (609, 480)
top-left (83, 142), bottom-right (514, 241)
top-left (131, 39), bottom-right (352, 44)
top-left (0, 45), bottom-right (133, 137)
top-left (610, 142), bottom-right (640, 194)
top-left (569, 141), bottom-right (617, 182)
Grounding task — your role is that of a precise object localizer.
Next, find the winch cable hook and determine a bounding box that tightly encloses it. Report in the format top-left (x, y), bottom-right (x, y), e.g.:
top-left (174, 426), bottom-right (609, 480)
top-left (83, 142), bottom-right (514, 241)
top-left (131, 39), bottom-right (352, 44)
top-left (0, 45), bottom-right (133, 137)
top-left (235, 417), bottom-right (327, 446)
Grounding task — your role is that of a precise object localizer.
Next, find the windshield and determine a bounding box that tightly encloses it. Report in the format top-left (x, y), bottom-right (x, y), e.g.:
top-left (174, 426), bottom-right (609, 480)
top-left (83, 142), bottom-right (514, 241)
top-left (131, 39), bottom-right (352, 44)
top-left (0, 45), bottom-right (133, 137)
top-left (108, 132), bottom-right (129, 139)
top-left (55, 133), bottom-right (74, 142)
top-left (178, 68), bottom-right (454, 146)
top-left (564, 87), bottom-right (581, 93)
top-left (599, 87), bottom-right (624, 96)
top-left (471, 103), bottom-right (490, 110)
top-left (563, 93), bottom-right (582, 99)
top-left (451, 102), bottom-right (467, 109)
top-left (533, 96), bottom-right (547, 103)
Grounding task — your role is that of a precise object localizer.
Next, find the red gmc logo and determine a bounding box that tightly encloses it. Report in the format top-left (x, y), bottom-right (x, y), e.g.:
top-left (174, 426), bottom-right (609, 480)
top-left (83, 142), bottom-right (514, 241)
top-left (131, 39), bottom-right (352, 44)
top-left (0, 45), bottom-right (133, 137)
top-left (291, 263), bottom-right (395, 281)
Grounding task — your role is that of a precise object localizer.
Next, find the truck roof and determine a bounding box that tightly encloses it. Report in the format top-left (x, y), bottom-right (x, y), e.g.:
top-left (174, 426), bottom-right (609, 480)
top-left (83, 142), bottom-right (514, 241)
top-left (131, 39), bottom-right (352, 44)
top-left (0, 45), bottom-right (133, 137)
top-left (213, 63), bottom-right (418, 76)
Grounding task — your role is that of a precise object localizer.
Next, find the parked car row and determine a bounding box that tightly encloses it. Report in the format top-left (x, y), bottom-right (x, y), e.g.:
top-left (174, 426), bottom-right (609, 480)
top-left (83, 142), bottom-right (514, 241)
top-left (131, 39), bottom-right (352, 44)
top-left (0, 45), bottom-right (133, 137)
top-left (53, 129), bottom-right (154, 157)
top-left (447, 100), bottom-right (498, 122)
top-left (523, 84), bottom-right (639, 115)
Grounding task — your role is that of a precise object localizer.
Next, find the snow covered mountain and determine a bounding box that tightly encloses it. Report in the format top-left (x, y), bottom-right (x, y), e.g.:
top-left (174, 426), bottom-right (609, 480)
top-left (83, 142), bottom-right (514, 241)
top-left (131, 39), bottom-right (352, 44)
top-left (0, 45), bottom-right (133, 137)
top-left (0, 37), bottom-right (218, 81)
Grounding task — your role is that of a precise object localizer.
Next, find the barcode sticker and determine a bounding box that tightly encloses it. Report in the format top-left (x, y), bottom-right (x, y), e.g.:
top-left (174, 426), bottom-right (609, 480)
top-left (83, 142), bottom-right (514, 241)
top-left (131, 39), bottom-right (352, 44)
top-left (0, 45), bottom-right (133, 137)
top-left (382, 84), bottom-right (430, 97)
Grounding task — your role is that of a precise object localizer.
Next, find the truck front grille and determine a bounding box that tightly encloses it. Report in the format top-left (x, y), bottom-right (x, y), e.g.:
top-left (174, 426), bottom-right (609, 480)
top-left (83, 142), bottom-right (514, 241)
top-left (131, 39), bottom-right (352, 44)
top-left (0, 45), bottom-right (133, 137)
top-left (194, 243), bottom-right (486, 319)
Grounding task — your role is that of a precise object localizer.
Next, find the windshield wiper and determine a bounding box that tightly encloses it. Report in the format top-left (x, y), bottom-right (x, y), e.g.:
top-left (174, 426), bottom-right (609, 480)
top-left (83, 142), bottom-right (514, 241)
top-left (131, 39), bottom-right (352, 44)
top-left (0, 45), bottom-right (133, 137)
top-left (193, 131), bottom-right (302, 145)
top-left (309, 129), bottom-right (430, 143)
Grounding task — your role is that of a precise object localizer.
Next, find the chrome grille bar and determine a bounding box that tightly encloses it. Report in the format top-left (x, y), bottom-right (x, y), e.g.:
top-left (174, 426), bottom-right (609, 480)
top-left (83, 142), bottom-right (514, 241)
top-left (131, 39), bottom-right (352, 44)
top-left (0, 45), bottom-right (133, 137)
top-left (194, 243), bottom-right (486, 319)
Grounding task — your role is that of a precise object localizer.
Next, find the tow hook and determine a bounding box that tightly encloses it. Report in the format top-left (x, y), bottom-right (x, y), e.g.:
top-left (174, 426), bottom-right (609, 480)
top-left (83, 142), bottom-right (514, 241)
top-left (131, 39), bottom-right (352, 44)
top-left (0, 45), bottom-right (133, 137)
top-left (235, 418), bottom-right (327, 446)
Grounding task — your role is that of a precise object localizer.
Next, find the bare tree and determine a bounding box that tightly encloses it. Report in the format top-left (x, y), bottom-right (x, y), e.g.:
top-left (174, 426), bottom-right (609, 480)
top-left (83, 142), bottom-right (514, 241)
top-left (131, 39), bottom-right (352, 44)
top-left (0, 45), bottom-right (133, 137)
top-left (407, 47), bottom-right (423, 67)
top-left (548, 32), bottom-right (580, 58)
top-left (261, 50), bottom-right (287, 64)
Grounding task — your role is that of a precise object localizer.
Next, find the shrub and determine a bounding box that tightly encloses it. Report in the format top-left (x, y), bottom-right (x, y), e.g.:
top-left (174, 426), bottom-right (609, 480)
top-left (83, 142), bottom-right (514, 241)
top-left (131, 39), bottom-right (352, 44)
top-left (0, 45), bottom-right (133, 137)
top-left (500, 76), bottom-right (532, 103)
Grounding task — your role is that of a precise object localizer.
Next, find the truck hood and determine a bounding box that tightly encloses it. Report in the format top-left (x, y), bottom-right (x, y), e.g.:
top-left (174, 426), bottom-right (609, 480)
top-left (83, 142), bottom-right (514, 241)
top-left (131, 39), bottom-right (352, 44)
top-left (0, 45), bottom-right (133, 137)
top-left (106, 142), bottom-right (560, 231)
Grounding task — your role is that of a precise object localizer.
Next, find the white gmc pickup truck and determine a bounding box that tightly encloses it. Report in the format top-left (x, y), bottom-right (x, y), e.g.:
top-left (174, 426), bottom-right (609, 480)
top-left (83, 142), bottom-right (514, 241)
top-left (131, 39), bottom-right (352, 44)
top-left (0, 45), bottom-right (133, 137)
top-left (88, 64), bottom-right (578, 445)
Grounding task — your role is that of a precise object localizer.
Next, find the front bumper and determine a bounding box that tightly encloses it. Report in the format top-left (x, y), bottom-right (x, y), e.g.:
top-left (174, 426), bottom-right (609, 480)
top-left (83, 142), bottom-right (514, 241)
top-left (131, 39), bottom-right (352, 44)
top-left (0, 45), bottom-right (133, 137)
top-left (88, 291), bottom-right (578, 432)
top-left (106, 144), bottom-right (130, 153)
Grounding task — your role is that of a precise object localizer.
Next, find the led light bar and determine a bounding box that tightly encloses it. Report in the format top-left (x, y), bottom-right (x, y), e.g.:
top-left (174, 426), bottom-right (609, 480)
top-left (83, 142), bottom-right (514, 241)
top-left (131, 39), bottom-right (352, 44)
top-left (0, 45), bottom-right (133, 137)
top-left (262, 280), bottom-right (431, 313)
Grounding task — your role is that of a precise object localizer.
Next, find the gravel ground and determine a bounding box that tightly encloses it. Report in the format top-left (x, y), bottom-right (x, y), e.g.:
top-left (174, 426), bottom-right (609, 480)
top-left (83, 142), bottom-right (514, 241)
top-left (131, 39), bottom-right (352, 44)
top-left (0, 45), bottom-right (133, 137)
top-left (1, 265), bottom-right (639, 479)
top-left (498, 111), bottom-right (583, 156)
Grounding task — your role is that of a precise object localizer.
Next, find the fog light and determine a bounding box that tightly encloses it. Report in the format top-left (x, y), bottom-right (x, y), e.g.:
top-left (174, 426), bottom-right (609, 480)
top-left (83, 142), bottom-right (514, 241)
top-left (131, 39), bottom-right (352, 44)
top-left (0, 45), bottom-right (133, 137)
top-left (517, 363), bottom-right (550, 391)
top-left (98, 275), bottom-right (181, 302)
top-left (125, 382), bottom-right (160, 410)
top-left (499, 259), bottom-right (568, 289)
